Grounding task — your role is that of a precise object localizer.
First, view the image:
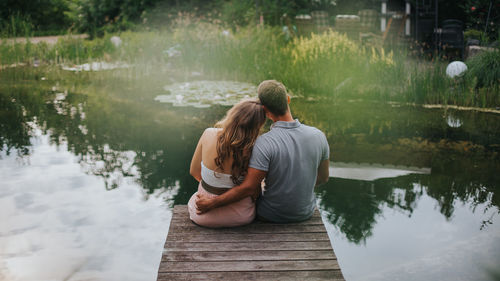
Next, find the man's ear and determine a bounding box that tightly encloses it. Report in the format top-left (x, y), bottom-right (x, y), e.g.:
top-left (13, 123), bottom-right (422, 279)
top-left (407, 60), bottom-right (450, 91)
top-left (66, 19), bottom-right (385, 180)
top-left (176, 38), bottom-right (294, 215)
top-left (287, 94), bottom-right (291, 104)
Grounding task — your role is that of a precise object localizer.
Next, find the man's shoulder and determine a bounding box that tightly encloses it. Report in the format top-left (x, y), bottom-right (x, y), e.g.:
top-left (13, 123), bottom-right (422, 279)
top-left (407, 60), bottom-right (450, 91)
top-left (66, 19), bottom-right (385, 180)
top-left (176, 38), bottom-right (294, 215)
top-left (296, 124), bottom-right (326, 141)
top-left (300, 123), bottom-right (323, 134)
top-left (255, 131), bottom-right (274, 146)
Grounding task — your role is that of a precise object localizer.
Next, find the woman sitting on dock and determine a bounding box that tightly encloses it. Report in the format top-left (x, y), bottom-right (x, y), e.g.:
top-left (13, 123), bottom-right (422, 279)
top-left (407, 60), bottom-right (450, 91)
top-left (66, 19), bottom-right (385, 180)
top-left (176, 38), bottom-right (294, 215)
top-left (187, 99), bottom-right (266, 227)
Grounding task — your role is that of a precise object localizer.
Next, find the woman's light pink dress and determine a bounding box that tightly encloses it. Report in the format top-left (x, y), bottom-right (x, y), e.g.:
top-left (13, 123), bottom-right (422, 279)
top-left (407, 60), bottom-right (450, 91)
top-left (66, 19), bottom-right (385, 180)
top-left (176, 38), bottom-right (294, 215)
top-left (187, 162), bottom-right (255, 228)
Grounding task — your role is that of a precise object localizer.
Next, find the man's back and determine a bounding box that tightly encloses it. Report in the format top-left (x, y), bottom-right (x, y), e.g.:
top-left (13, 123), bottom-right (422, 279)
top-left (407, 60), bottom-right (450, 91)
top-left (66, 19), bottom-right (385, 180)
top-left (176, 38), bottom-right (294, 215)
top-left (249, 120), bottom-right (329, 222)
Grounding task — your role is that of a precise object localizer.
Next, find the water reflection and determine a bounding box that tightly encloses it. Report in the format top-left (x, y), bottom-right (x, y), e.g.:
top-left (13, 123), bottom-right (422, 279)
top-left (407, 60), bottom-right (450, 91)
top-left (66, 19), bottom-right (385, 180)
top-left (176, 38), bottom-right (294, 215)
top-left (330, 162), bottom-right (430, 181)
top-left (323, 186), bottom-right (500, 281)
top-left (446, 113), bottom-right (463, 128)
top-left (1, 67), bottom-right (500, 280)
top-left (2, 71), bottom-right (499, 237)
top-left (0, 131), bottom-right (171, 281)
top-left (317, 171), bottom-right (499, 244)
top-left (0, 87), bottom-right (37, 157)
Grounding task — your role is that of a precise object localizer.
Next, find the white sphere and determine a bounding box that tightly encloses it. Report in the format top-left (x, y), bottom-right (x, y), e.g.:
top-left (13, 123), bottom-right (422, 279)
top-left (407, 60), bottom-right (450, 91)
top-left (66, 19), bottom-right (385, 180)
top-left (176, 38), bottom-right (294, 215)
top-left (446, 61), bottom-right (467, 78)
top-left (110, 36), bottom-right (122, 48)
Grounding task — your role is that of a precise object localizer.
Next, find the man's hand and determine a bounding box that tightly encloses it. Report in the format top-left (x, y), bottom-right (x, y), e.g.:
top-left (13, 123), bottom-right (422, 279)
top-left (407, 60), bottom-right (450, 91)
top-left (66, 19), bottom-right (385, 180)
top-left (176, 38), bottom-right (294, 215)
top-left (195, 193), bottom-right (217, 214)
top-left (315, 159), bottom-right (329, 186)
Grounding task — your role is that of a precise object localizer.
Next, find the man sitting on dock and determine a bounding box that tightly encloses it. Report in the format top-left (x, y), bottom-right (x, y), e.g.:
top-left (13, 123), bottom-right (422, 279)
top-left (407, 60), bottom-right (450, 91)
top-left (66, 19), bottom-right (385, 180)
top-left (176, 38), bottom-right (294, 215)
top-left (195, 80), bottom-right (330, 223)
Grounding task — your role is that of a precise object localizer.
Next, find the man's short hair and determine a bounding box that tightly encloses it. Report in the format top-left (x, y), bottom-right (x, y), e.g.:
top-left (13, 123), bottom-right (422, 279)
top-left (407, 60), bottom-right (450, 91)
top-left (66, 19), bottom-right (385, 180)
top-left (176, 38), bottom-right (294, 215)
top-left (257, 80), bottom-right (288, 116)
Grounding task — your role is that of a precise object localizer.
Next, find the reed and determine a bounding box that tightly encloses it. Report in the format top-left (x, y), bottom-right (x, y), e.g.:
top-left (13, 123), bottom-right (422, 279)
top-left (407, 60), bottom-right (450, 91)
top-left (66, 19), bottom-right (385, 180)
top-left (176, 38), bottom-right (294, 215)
top-left (1, 18), bottom-right (498, 108)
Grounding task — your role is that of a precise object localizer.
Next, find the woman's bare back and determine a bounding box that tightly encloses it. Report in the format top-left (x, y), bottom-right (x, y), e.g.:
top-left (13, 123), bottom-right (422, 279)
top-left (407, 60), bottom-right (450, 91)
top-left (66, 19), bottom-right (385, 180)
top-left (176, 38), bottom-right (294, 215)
top-left (200, 128), bottom-right (233, 174)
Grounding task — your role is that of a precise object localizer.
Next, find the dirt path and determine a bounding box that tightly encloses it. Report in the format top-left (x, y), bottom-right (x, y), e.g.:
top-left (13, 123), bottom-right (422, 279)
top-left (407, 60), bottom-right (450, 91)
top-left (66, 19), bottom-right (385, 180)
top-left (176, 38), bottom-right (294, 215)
top-left (1, 34), bottom-right (88, 45)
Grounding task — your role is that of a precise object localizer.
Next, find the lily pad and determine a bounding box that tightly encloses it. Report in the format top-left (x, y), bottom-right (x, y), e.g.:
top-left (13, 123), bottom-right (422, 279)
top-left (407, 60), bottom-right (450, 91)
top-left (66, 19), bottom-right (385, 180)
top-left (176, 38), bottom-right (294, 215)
top-left (154, 80), bottom-right (256, 108)
top-left (62, 61), bottom-right (130, 72)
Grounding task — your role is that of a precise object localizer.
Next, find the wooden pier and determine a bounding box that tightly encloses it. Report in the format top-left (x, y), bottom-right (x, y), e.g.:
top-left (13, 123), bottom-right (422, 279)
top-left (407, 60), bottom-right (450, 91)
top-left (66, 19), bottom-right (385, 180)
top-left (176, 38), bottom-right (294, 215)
top-left (157, 205), bottom-right (345, 281)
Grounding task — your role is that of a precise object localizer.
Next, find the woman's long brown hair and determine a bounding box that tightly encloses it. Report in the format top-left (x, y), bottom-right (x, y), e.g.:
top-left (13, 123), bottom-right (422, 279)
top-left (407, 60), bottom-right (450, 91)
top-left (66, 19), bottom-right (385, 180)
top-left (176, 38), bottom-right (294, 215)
top-left (214, 99), bottom-right (266, 185)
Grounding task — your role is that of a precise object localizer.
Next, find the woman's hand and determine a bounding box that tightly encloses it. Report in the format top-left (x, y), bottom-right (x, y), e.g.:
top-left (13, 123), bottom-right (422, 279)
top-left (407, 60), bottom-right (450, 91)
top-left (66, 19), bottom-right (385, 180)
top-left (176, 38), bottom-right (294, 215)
top-left (195, 193), bottom-right (216, 214)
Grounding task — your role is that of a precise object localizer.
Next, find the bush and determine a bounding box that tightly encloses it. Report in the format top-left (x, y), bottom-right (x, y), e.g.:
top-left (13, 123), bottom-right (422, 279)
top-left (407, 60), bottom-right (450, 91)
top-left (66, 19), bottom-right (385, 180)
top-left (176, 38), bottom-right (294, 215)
top-left (0, 13), bottom-right (33, 38)
top-left (285, 31), bottom-right (394, 96)
top-left (0, 0), bottom-right (71, 35)
top-left (467, 49), bottom-right (500, 90)
top-left (66, 0), bottom-right (159, 36)
top-left (1, 18), bottom-right (497, 108)
top-left (220, 0), bottom-right (256, 27)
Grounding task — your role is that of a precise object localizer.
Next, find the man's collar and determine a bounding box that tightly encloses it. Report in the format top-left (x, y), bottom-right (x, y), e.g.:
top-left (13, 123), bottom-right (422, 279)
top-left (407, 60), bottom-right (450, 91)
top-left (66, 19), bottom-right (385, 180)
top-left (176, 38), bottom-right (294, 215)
top-left (271, 119), bottom-right (301, 129)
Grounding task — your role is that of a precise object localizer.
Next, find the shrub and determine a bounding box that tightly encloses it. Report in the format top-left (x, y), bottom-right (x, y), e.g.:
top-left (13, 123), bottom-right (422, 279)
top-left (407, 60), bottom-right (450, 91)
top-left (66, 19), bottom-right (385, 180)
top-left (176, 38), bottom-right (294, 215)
top-left (66, 0), bottom-right (158, 36)
top-left (467, 49), bottom-right (500, 90)
top-left (285, 30), bottom-right (394, 96)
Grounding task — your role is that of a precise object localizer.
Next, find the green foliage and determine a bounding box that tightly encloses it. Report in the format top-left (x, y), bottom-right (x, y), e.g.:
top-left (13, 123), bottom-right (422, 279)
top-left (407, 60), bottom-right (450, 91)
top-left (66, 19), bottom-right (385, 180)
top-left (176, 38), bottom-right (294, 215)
top-left (256, 0), bottom-right (307, 25)
top-left (64, 0), bottom-right (159, 35)
top-left (0, 34), bottom-right (116, 65)
top-left (467, 49), bottom-right (500, 90)
top-left (0, 13), bottom-right (33, 38)
top-left (220, 0), bottom-right (256, 27)
top-left (0, 0), bottom-right (71, 35)
top-left (332, 0), bottom-right (378, 15)
top-left (461, 0), bottom-right (499, 41)
top-left (1, 19), bottom-right (499, 108)
top-left (464, 29), bottom-right (483, 40)
top-left (285, 31), bottom-right (394, 96)
top-left (463, 29), bottom-right (490, 45)
top-left (405, 62), bottom-right (452, 104)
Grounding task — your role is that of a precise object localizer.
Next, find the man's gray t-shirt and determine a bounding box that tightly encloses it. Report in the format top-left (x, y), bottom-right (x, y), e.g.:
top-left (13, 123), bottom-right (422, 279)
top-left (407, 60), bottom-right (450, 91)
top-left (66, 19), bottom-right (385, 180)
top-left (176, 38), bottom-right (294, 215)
top-left (249, 119), bottom-right (329, 222)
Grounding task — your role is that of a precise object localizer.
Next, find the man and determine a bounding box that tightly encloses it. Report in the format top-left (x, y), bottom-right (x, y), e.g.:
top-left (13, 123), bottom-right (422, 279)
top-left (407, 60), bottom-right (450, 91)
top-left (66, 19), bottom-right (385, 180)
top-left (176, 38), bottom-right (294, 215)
top-left (196, 80), bottom-right (330, 222)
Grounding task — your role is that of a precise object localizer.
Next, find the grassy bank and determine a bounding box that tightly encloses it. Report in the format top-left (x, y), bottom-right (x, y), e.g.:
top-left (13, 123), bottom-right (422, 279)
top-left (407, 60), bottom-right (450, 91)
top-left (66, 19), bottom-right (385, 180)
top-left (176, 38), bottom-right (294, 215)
top-left (1, 20), bottom-right (499, 108)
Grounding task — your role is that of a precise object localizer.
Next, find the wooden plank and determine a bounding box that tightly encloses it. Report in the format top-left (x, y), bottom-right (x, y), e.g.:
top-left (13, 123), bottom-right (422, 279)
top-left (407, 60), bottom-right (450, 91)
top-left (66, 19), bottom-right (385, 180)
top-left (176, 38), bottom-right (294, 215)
top-left (168, 224), bottom-right (328, 234)
top-left (163, 250), bottom-right (336, 262)
top-left (159, 260), bottom-right (340, 272)
top-left (157, 205), bottom-right (346, 281)
top-left (164, 241), bottom-right (333, 251)
top-left (166, 232), bottom-right (330, 242)
top-left (158, 270), bottom-right (345, 281)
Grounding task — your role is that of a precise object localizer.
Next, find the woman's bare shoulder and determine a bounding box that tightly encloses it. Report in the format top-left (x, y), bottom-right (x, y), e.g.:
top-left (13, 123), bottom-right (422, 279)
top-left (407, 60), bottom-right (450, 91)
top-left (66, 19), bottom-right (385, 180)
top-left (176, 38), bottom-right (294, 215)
top-left (203, 127), bottom-right (221, 135)
top-left (201, 128), bottom-right (221, 141)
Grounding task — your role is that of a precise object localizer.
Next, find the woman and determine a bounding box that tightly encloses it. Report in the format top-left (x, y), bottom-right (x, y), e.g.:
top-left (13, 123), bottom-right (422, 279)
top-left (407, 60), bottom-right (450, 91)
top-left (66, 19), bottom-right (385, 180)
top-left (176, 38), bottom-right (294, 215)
top-left (187, 99), bottom-right (266, 227)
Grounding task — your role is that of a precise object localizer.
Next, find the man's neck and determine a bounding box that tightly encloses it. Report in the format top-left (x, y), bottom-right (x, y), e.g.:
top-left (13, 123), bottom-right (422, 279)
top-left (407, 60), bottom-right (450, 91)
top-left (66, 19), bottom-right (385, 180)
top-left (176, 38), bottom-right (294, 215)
top-left (272, 112), bottom-right (294, 122)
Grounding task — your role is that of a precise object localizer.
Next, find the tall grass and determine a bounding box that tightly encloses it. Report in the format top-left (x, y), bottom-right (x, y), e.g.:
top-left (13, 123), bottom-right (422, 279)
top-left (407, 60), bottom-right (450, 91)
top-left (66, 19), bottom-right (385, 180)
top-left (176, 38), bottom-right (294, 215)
top-left (467, 50), bottom-right (500, 90)
top-left (1, 18), bottom-right (498, 108)
top-left (465, 50), bottom-right (500, 107)
top-left (0, 35), bottom-right (117, 66)
top-left (168, 26), bottom-right (397, 99)
top-left (0, 13), bottom-right (33, 38)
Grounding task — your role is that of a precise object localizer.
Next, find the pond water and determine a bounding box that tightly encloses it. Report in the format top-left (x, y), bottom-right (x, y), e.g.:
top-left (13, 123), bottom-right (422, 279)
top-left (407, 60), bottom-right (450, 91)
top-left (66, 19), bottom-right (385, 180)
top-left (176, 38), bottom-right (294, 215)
top-left (1, 66), bottom-right (499, 281)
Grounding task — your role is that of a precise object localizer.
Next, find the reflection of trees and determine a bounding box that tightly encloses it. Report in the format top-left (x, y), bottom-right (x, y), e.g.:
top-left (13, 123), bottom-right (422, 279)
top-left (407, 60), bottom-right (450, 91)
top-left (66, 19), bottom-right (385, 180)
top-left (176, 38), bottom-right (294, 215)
top-left (425, 155), bottom-right (500, 219)
top-left (317, 179), bottom-right (381, 243)
top-left (317, 166), bottom-right (499, 244)
top-left (316, 175), bottom-right (424, 244)
top-left (51, 87), bottom-right (226, 199)
top-left (2, 69), bottom-right (499, 243)
top-left (0, 72), bottom-right (227, 204)
top-left (0, 91), bottom-right (32, 157)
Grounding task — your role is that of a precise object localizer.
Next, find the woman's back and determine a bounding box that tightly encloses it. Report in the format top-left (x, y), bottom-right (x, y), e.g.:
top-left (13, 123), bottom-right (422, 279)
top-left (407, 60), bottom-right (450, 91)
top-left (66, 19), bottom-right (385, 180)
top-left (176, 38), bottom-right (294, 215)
top-left (200, 128), bottom-right (233, 174)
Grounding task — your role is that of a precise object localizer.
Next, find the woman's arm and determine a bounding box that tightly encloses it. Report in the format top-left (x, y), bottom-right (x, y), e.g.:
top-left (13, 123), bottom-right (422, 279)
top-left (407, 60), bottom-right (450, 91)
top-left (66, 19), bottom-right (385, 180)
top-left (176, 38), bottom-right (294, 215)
top-left (189, 130), bottom-right (205, 182)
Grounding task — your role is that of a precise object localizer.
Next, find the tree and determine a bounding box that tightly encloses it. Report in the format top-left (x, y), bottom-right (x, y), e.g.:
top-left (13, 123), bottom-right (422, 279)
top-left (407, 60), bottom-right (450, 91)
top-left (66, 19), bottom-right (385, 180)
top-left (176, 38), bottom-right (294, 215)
top-left (461, 0), bottom-right (499, 41)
